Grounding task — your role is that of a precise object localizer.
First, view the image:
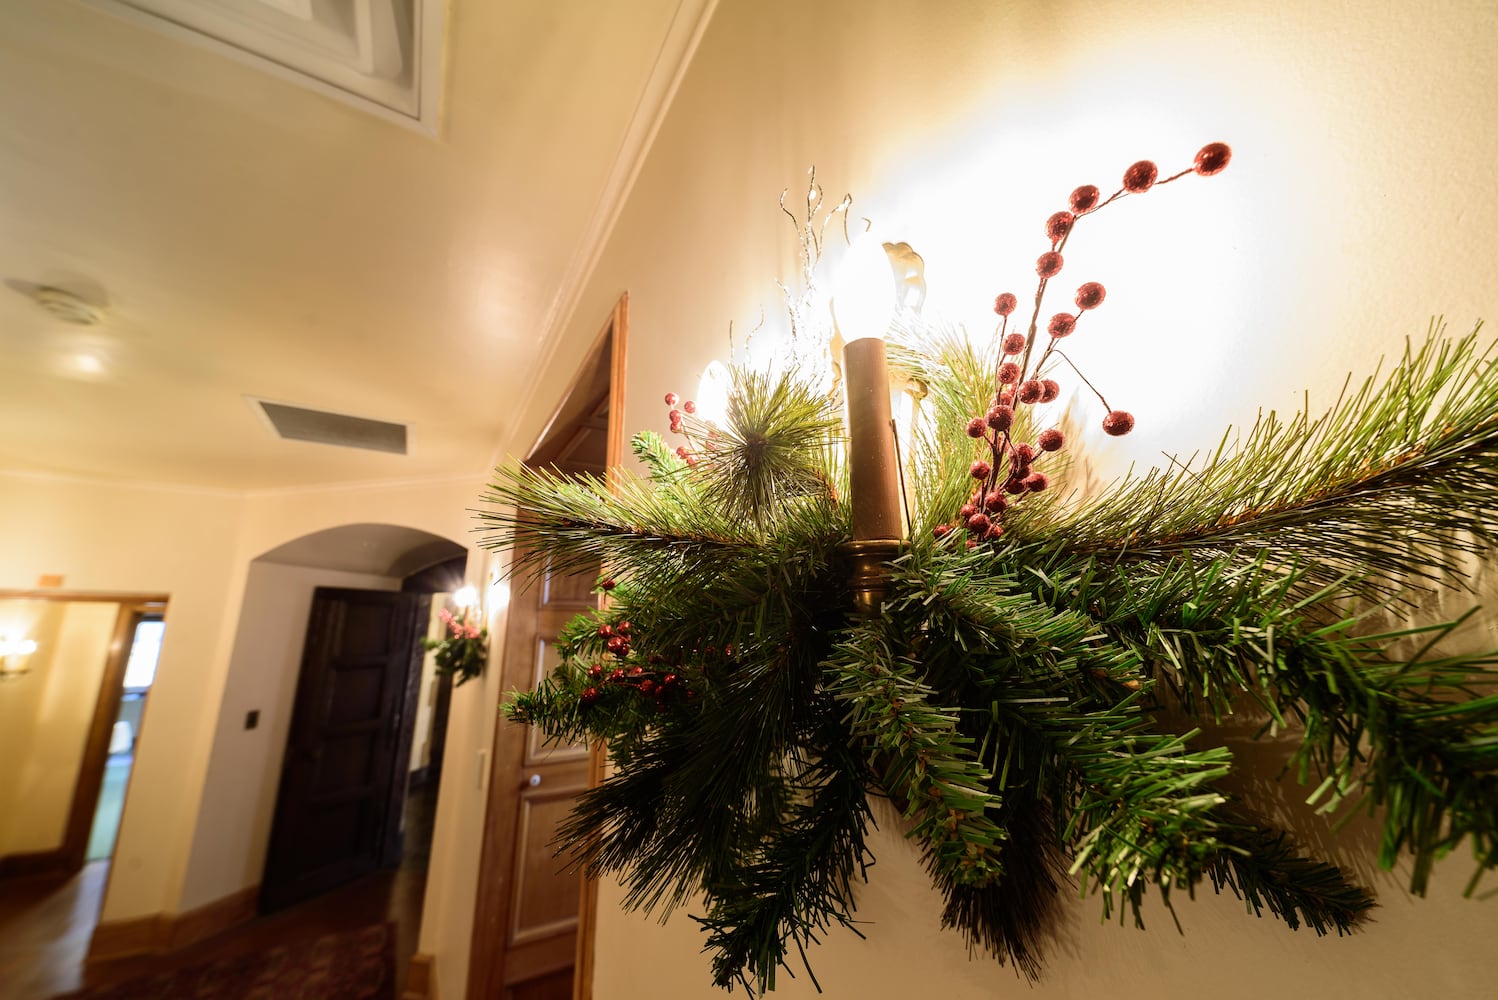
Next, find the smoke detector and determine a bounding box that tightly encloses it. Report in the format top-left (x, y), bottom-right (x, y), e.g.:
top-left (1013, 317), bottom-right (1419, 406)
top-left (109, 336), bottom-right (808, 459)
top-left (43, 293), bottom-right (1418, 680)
top-left (34, 287), bottom-right (105, 326)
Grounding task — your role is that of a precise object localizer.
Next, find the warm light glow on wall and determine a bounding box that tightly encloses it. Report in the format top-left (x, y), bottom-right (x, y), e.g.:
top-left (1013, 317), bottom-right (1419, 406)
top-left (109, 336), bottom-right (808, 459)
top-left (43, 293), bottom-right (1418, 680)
top-left (695, 361), bottom-right (731, 425)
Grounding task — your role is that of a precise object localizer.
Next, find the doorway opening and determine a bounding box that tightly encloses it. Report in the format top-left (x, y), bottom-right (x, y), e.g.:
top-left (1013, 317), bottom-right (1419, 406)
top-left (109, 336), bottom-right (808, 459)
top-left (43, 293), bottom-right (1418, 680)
top-left (86, 610), bottom-right (164, 863)
top-left (0, 593), bottom-right (168, 1000)
top-left (467, 293), bottom-right (627, 1000)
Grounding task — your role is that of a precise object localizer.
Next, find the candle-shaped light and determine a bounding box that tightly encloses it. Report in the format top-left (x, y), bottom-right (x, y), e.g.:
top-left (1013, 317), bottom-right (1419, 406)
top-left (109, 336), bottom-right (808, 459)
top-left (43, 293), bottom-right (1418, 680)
top-left (832, 234), bottom-right (902, 614)
top-left (832, 234), bottom-right (902, 543)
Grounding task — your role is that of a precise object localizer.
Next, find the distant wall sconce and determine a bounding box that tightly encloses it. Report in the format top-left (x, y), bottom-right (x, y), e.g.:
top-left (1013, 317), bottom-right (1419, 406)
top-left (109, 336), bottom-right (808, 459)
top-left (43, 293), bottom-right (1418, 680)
top-left (0, 636), bottom-right (38, 681)
top-left (452, 585), bottom-right (479, 610)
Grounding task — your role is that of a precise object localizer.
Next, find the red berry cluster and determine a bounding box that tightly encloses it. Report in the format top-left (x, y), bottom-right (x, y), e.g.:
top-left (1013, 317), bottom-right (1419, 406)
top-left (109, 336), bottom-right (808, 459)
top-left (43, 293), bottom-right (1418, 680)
top-left (945, 143), bottom-right (1233, 546)
top-left (662, 391), bottom-right (702, 465)
top-left (578, 621), bottom-right (702, 714)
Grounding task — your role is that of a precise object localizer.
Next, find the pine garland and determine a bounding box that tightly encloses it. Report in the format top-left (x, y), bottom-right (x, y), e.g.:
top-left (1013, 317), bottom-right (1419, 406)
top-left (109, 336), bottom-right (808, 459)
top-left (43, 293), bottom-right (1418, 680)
top-left (479, 144), bottom-right (1498, 993)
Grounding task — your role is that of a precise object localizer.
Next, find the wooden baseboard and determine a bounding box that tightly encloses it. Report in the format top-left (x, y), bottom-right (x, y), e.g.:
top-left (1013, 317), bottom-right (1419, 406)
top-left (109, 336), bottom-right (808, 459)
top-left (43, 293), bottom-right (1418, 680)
top-left (88, 884), bottom-right (260, 962)
top-left (0, 848), bottom-right (72, 881)
top-left (402, 952), bottom-right (438, 1000)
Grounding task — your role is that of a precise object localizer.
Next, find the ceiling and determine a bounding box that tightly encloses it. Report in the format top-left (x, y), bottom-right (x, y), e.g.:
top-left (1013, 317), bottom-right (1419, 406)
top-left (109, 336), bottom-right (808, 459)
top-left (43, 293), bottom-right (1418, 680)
top-left (0, 0), bottom-right (712, 491)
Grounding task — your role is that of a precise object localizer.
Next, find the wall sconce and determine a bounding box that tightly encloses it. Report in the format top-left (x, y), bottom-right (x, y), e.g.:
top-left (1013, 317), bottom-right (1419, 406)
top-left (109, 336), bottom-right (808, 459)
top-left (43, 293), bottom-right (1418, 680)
top-left (0, 636), bottom-right (38, 681)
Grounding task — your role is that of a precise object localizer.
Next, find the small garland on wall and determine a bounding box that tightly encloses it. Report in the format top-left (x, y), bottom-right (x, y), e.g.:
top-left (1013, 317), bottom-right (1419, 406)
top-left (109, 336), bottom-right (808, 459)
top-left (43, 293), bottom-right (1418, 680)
top-left (424, 607), bottom-right (486, 686)
top-left (478, 144), bottom-right (1498, 993)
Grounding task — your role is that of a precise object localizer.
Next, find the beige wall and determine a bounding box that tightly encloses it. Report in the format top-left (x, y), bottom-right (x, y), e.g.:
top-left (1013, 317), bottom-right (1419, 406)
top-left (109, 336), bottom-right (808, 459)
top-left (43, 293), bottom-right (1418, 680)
top-left (0, 600), bottom-right (117, 856)
top-left (499, 0), bottom-right (1498, 996)
top-left (0, 472), bottom-right (247, 920)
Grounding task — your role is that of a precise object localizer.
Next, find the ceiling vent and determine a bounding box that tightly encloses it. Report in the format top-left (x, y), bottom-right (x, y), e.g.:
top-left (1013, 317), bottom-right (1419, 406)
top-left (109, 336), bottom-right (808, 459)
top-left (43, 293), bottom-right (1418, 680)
top-left (254, 399), bottom-right (407, 455)
top-left (84, 0), bottom-right (445, 132)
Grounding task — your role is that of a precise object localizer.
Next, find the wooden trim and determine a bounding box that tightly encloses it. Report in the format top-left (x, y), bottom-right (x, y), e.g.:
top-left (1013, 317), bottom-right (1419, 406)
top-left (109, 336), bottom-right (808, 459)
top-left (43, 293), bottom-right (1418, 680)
top-left (0, 849), bottom-right (73, 880)
top-left (87, 884), bottom-right (260, 962)
top-left (0, 590), bottom-right (169, 605)
top-left (574, 293), bottom-right (626, 1000)
top-left (403, 952), bottom-right (439, 1000)
top-left (59, 605), bottom-right (142, 872)
top-left (168, 884), bottom-right (261, 951)
top-left (469, 295), bottom-right (627, 1000)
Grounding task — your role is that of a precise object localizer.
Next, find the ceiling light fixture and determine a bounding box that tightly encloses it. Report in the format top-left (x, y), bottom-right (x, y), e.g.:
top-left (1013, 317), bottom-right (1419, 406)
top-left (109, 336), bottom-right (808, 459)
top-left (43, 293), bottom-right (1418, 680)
top-left (33, 287), bottom-right (105, 326)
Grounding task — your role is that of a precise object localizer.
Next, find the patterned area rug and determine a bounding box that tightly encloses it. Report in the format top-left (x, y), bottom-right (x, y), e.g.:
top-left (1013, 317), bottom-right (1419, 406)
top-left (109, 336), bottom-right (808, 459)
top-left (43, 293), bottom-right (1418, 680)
top-left (59, 923), bottom-right (394, 1000)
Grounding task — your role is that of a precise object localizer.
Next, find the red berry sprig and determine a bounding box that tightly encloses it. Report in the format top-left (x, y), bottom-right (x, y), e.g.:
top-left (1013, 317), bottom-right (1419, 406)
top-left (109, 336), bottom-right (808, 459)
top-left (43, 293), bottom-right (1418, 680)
top-left (939, 142), bottom-right (1232, 546)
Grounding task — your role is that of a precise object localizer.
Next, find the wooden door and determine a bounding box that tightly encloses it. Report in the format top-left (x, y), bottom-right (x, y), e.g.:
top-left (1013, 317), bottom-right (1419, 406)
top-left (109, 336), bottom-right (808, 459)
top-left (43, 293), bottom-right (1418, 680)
top-left (261, 587), bottom-right (427, 912)
top-left (468, 553), bottom-right (596, 1000)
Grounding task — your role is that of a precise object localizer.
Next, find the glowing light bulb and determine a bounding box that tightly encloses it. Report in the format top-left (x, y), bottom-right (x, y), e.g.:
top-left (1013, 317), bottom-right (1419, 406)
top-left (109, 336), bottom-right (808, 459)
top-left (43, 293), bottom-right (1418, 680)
top-left (695, 361), bottom-right (731, 425)
top-left (453, 585), bottom-right (478, 608)
top-left (831, 234), bottom-right (897, 342)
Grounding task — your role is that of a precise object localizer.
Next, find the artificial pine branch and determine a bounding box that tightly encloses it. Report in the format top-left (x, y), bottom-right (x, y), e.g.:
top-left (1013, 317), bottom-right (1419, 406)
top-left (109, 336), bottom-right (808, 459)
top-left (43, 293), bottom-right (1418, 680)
top-left (1033, 324), bottom-right (1498, 598)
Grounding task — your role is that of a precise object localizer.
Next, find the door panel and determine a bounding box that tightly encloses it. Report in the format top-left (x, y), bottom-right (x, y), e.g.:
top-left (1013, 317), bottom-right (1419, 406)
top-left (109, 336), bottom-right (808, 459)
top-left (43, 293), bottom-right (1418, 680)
top-left (261, 587), bottom-right (425, 912)
top-left (468, 555), bottom-right (595, 998)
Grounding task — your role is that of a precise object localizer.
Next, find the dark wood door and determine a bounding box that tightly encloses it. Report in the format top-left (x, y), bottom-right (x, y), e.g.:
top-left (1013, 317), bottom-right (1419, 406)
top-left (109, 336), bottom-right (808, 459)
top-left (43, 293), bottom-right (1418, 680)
top-left (468, 551), bottom-right (596, 999)
top-left (261, 587), bottom-right (427, 912)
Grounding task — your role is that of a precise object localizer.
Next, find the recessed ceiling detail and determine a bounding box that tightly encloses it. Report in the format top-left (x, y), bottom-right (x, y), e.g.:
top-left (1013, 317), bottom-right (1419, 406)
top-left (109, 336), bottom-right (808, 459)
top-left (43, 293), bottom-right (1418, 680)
top-left (254, 399), bottom-right (408, 454)
top-left (84, 0), bottom-right (445, 131)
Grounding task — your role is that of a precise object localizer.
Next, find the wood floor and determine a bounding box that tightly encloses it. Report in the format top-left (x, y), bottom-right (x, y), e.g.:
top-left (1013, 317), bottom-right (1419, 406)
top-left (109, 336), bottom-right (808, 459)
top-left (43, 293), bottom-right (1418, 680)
top-left (0, 862), bottom-right (426, 1000)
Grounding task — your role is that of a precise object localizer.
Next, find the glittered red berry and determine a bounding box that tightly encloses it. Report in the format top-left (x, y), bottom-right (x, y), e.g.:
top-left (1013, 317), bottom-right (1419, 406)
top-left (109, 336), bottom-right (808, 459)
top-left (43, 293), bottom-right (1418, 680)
top-left (1040, 379), bottom-right (1060, 403)
top-left (1123, 160), bottom-right (1158, 193)
top-left (607, 635), bottom-right (625, 653)
top-left (684, 454), bottom-right (697, 466)
top-left (600, 577), bottom-right (616, 590)
top-left (1075, 282), bottom-right (1106, 310)
top-left (664, 392), bottom-right (678, 406)
top-left (1038, 428), bottom-right (1064, 451)
top-left (998, 390), bottom-right (1015, 407)
top-left (663, 673), bottom-right (678, 687)
top-left (668, 408), bottom-right (681, 422)
top-left (682, 400), bottom-right (697, 414)
top-left (669, 420), bottom-right (683, 434)
top-left (1048, 313), bottom-right (1076, 338)
top-left (581, 687), bottom-right (600, 706)
top-left (1069, 185), bottom-right (1100, 213)
top-left (588, 663), bottom-right (604, 679)
top-left (966, 538), bottom-right (978, 550)
top-left (1004, 477), bottom-right (1028, 495)
top-left (967, 417), bottom-right (987, 438)
top-left (1024, 472), bottom-right (1050, 492)
top-left (608, 668), bottom-right (625, 681)
top-left (1102, 410), bottom-right (1136, 436)
top-left (985, 523), bottom-right (1005, 541)
top-left (598, 624), bottom-right (614, 637)
top-left (933, 523), bottom-right (952, 539)
top-left (1018, 380), bottom-right (1043, 404)
top-left (998, 362), bottom-right (1021, 384)
top-left (1014, 443), bottom-right (1037, 463)
top-left (970, 460), bottom-right (992, 480)
top-left (1045, 211), bottom-right (1075, 243)
top-left (628, 665), bottom-right (644, 676)
top-left (966, 512), bottom-right (991, 534)
top-left (676, 446), bottom-right (690, 459)
top-left (617, 621), bottom-right (631, 634)
top-left (983, 490), bottom-right (1007, 513)
top-left (993, 292), bottom-right (1018, 316)
top-left (1194, 142), bottom-right (1232, 176)
top-left (960, 502), bottom-right (977, 519)
top-left (1002, 333), bottom-right (1026, 355)
top-left (1036, 251), bottom-right (1064, 278)
top-left (987, 405), bottom-right (1014, 431)
top-left (639, 679), bottom-right (656, 696)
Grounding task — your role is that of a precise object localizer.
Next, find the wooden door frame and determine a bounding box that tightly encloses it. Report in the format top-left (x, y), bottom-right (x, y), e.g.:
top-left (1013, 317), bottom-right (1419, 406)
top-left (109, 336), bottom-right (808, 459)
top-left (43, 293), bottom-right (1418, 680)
top-left (0, 595), bottom-right (168, 880)
top-left (466, 293), bottom-right (626, 1000)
